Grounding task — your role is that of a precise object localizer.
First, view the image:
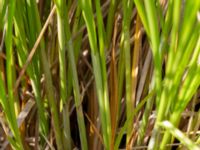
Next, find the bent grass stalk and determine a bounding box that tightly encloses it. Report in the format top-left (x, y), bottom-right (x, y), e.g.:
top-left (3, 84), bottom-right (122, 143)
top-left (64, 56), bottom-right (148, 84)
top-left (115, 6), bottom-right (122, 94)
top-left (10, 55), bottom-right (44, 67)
top-left (158, 121), bottom-right (200, 150)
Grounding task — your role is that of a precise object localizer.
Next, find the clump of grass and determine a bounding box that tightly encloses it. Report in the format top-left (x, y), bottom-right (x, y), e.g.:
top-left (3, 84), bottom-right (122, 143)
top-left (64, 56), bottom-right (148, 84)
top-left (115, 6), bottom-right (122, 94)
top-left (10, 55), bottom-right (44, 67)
top-left (78, 0), bottom-right (112, 149)
top-left (0, 0), bottom-right (199, 150)
top-left (14, 0), bottom-right (49, 139)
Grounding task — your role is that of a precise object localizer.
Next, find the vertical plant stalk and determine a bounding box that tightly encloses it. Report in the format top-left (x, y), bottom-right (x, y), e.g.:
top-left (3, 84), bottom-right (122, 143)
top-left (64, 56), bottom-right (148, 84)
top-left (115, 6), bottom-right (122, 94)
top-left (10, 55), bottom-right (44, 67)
top-left (144, 0), bottom-right (161, 101)
top-left (78, 0), bottom-right (112, 149)
top-left (136, 48), bottom-right (154, 146)
top-left (40, 46), bottom-right (64, 150)
top-left (128, 14), bottom-right (141, 147)
top-left (133, 0), bottom-right (149, 36)
top-left (131, 14), bottom-right (141, 111)
top-left (110, 13), bottom-right (120, 150)
top-left (0, 0), bottom-right (6, 30)
top-left (67, 39), bottom-right (88, 150)
top-left (6, 1), bottom-right (20, 116)
top-left (26, 1), bottom-right (64, 149)
top-left (117, 35), bottom-right (125, 116)
top-left (40, 43), bottom-right (64, 150)
top-left (54, 0), bottom-right (68, 112)
top-left (95, 0), bottom-right (112, 149)
top-left (5, 0), bottom-right (24, 149)
top-left (61, 1), bottom-right (88, 149)
top-left (65, 18), bottom-right (89, 150)
top-left (160, 33), bottom-right (200, 149)
top-left (106, 0), bottom-right (117, 45)
top-left (54, 0), bottom-right (71, 149)
top-left (155, 0), bottom-right (181, 126)
top-left (114, 91), bottom-right (155, 149)
top-left (66, 4), bottom-right (83, 101)
top-left (154, 1), bottom-right (199, 149)
top-left (134, 1), bottom-right (161, 149)
top-left (14, 0), bottom-right (48, 138)
top-left (122, 0), bottom-right (133, 145)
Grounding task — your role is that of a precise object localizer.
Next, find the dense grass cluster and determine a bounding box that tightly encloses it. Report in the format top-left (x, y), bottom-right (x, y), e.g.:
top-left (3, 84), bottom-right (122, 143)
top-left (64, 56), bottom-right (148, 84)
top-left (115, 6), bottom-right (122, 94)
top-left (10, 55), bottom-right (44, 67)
top-left (0, 0), bottom-right (200, 149)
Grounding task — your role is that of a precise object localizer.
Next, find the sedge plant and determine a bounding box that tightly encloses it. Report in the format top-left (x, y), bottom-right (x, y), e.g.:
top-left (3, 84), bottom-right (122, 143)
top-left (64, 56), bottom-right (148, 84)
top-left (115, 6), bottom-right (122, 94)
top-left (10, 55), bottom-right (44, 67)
top-left (0, 0), bottom-right (199, 150)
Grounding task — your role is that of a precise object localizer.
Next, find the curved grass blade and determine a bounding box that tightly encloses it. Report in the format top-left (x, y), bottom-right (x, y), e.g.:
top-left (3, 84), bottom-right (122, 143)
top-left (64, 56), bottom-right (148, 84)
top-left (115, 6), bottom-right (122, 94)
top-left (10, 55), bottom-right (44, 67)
top-left (158, 121), bottom-right (200, 150)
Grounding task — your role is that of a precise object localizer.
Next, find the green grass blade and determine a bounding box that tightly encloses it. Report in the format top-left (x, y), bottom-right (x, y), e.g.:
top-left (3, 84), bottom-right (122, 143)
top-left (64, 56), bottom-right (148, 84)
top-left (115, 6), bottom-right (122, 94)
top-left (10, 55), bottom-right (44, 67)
top-left (14, 0), bottom-right (49, 138)
top-left (106, 0), bottom-right (118, 44)
top-left (133, 0), bottom-right (149, 35)
top-left (66, 16), bottom-right (89, 150)
top-left (54, 1), bottom-right (72, 149)
top-left (143, 0), bottom-right (161, 100)
top-left (0, 0), bottom-right (6, 30)
top-left (25, 1), bottom-right (64, 149)
top-left (95, 0), bottom-right (112, 148)
top-left (114, 90), bottom-right (155, 150)
top-left (5, 0), bottom-right (24, 149)
top-left (122, 0), bottom-right (133, 144)
top-left (78, 0), bottom-right (112, 149)
top-left (158, 121), bottom-right (200, 150)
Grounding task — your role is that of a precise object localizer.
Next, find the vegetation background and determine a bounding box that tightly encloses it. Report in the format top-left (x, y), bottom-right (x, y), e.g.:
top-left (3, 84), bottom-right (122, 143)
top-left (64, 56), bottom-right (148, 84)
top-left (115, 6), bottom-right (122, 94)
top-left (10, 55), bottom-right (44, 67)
top-left (0, 0), bottom-right (200, 149)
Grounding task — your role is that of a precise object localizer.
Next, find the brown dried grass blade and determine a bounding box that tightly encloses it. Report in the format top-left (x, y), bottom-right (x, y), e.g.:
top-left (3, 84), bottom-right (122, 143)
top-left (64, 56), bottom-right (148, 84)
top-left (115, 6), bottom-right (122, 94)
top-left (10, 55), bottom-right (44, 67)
top-left (127, 14), bottom-right (142, 149)
top-left (110, 13), bottom-right (120, 150)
